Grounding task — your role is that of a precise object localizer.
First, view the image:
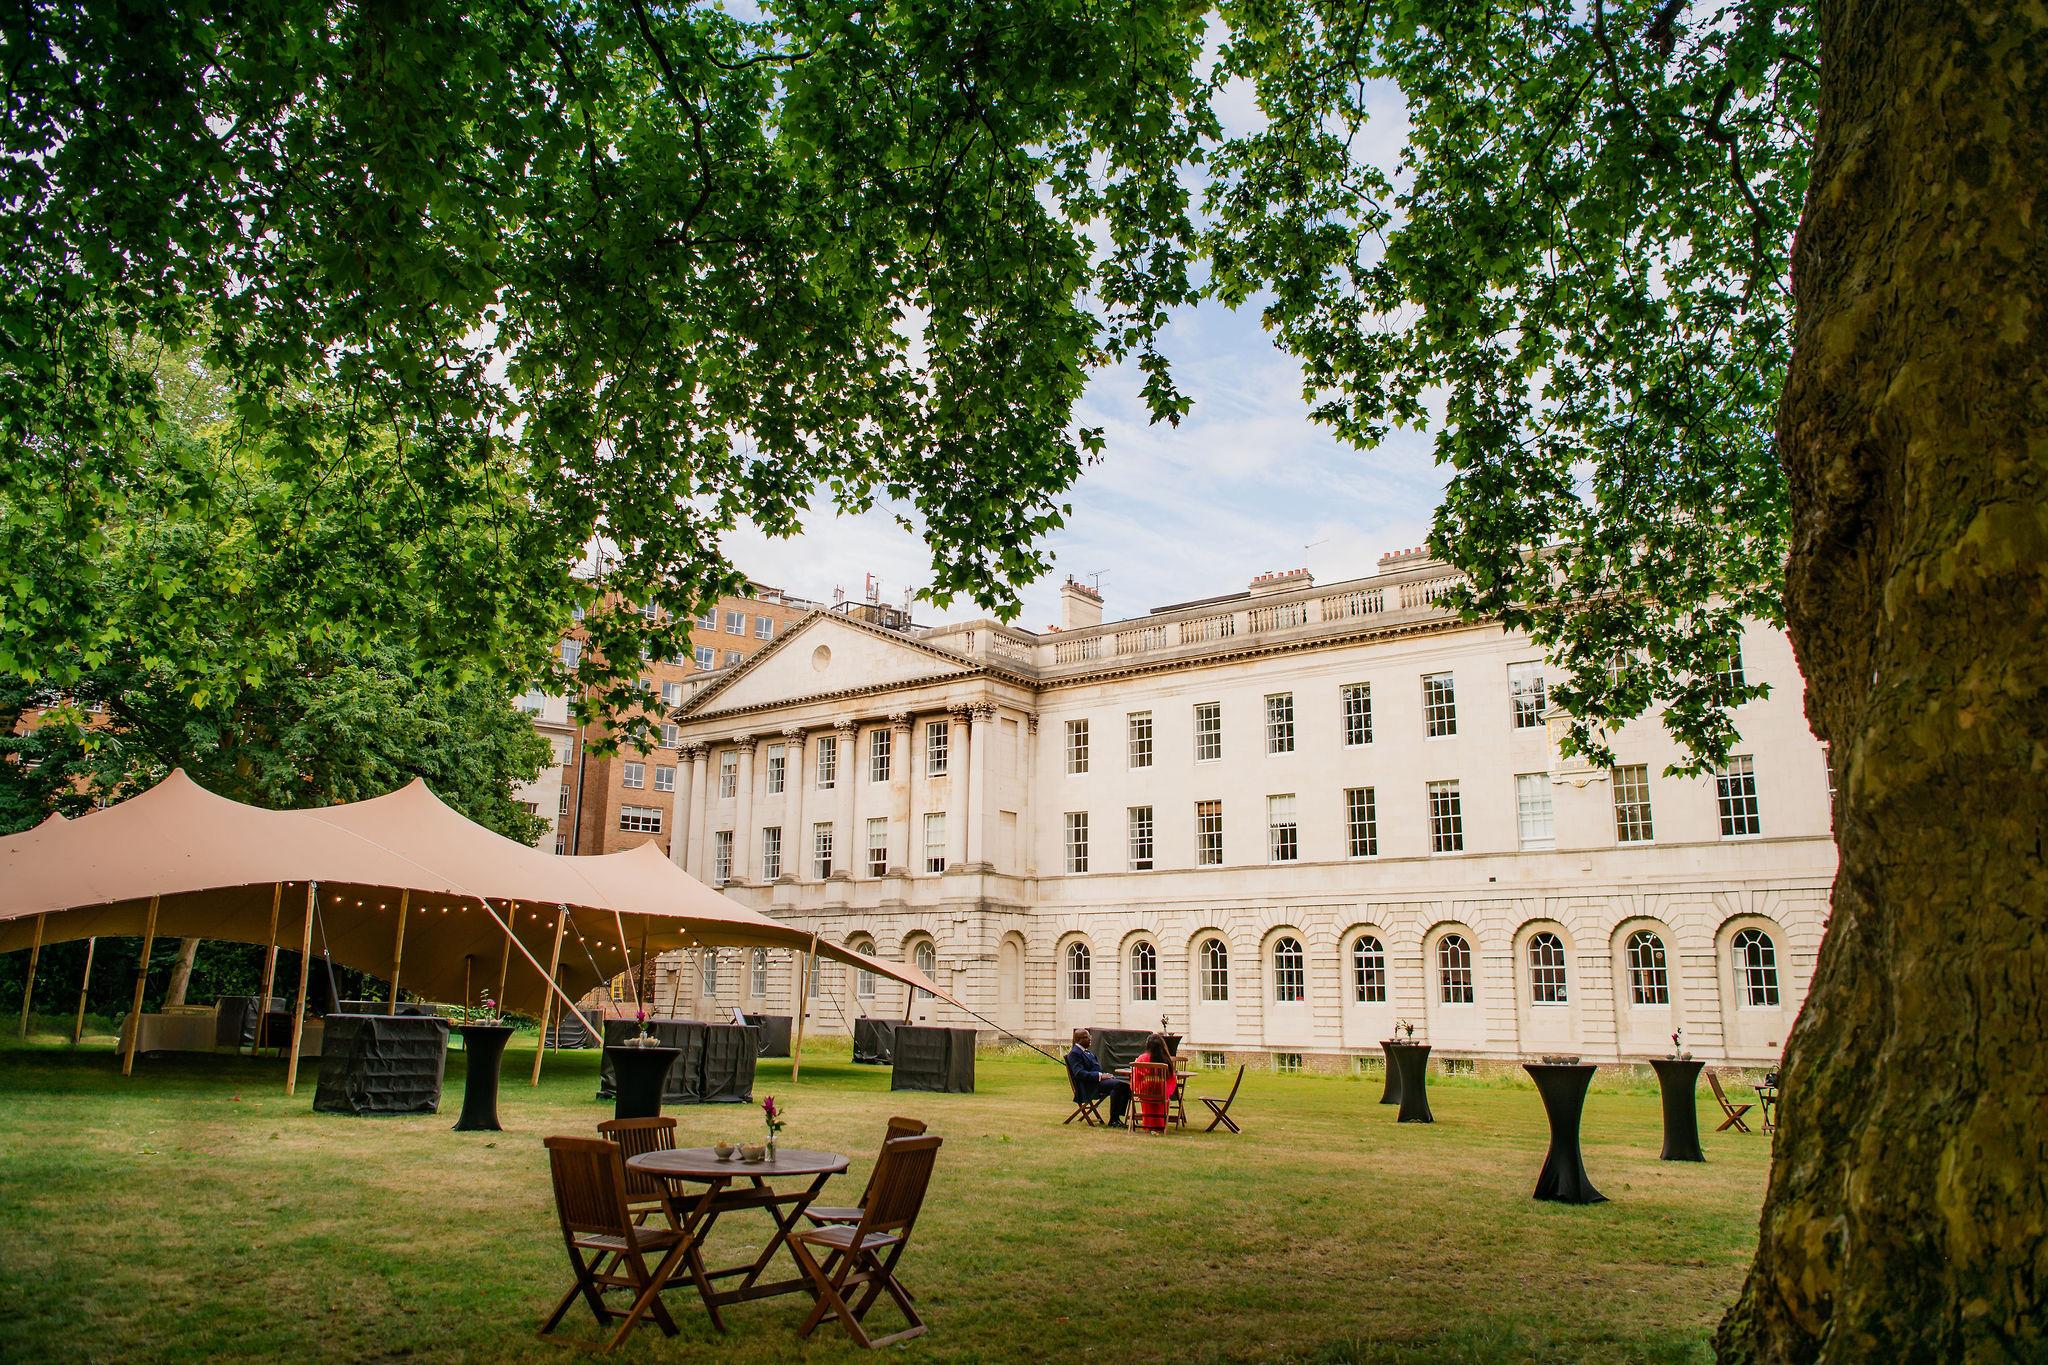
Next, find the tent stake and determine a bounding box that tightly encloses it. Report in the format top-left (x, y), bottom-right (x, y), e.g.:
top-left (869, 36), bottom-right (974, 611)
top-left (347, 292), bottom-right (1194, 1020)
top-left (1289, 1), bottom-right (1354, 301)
top-left (72, 937), bottom-right (95, 1045)
top-left (791, 933), bottom-right (818, 1082)
top-left (285, 883), bottom-right (316, 1096)
top-left (17, 912), bottom-right (44, 1038)
top-left (387, 889), bottom-right (410, 1010)
top-left (256, 884), bottom-right (281, 1053)
top-left (121, 896), bottom-right (160, 1076)
top-left (532, 906), bottom-right (568, 1086)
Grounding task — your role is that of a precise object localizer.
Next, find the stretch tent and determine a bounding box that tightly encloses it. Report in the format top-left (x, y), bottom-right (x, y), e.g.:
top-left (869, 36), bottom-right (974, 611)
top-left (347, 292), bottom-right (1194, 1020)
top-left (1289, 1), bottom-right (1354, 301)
top-left (0, 770), bottom-right (957, 1087)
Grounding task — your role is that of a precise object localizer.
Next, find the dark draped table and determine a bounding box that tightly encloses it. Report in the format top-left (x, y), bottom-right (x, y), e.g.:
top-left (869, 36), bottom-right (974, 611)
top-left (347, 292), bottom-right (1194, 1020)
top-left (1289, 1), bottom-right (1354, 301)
top-left (452, 1023), bottom-right (514, 1132)
top-left (890, 1026), bottom-right (976, 1093)
top-left (1525, 1062), bottom-right (1606, 1203)
top-left (1378, 1039), bottom-right (1407, 1105)
top-left (851, 1017), bottom-right (898, 1065)
top-left (1387, 1042), bottom-right (1433, 1123)
top-left (1649, 1057), bottom-right (1706, 1162)
top-left (607, 1044), bottom-right (684, 1121)
top-left (312, 1014), bottom-right (449, 1115)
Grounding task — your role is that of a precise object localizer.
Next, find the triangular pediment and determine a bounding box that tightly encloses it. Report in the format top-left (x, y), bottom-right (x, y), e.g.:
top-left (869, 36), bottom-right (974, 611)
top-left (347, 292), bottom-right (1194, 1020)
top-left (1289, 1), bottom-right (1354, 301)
top-left (684, 612), bottom-right (974, 716)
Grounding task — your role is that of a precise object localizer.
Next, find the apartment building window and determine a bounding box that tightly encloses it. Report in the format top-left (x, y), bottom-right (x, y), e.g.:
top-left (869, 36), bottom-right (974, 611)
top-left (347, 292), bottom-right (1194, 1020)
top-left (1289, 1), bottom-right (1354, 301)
top-left (619, 806), bottom-right (663, 834)
top-left (1065, 942), bottom-right (1092, 1001)
top-left (724, 650), bottom-right (741, 666)
top-left (754, 616), bottom-right (774, 640)
top-left (1265, 693), bottom-right (1295, 754)
top-left (1129, 941), bottom-right (1158, 1001)
top-left (1626, 930), bottom-right (1669, 1005)
top-left (815, 735), bottom-right (837, 789)
top-left (1509, 662), bottom-right (1547, 728)
top-left (925, 720), bottom-right (949, 776)
top-left (1345, 787), bottom-right (1378, 858)
top-left (1437, 934), bottom-right (1475, 1003)
top-left (869, 727), bottom-right (892, 782)
top-left (923, 813), bottom-right (947, 873)
top-left (760, 826), bottom-right (782, 880)
top-left (1194, 702), bottom-right (1222, 761)
top-left (1352, 934), bottom-right (1387, 1003)
top-left (724, 609), bottom-right (744, 633)
top-left (1515, 773), bottom-right (1555, 848)
top-left (765, 743), bottom-right (785, 794)
top-left (1267, 794), bottom-right (1299, 862)
top-left (654, 764), bottom-right (675, 793)
top-left (866, 818), bottom-right (889, 876)
top-left (1195, 800), bottom-right (1224, 866)
top-left (695, 645), bottom-right (716, 670)
top-left (697, 608), bottom-right (717, 630)
top-left (1064, 812), bottom-right (1090, 873)
top-left (1427, 780), bottom-right (1465, 853)
top-left (1527, 931), bottom-right (1568, 1003)
top-left (1066, 719), bottom-right (1089, 774)
top-left (1342, 683), bottom-right (1373, 746)
top-left (717, 750), bottom-right (737, 799)
top-left (1423, 672), bottom-right (1458, 737)
top-left (1716, 755), bottom-right (1761, 836)
top-left (712, 830), bottom-right (733, 885)
top-left (1272, 936), bottom-right (1306, 1002)
top-left (1613, 764), bottom-right (1655, 843)
top-left (1127, 806), bottom-right (1154, 871)
top-left (639, 675), bottom-right (655, 696)
top-left (812, 822), bottom-right (834, 878)
top-left (517, 689), bottom-right (545, 715)
top-left (1198, 937), bottom-right (1230, 1001)
top-left (1733, 928), bottom-right (1781, 1006)
top-left (661, 681), bottom-right (683, 707)
top-left (554, 737), bottom-right (574, 766)
top-left (1717, 641), bottom-right (1747, 690)
top-left (558, 788), bottom-right (571, 817)
top-left (555, 835), bottom-right (567, 854)
top-left (660, 722), bottom-right (679, 748)
top-left (559, 638), bottom-right (581, 669)
top-left (1127, 711), bottom-right (1153, 768)
top-left (750, 948), bottom-right (768, 995)
top-left (622, 762), bottom-right (646, 790)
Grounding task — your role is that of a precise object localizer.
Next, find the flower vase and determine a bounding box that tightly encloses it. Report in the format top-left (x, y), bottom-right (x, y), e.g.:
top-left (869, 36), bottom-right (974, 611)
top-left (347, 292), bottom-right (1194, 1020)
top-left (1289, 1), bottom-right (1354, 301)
top-left (765, 1136), bottom-right (777, 1161)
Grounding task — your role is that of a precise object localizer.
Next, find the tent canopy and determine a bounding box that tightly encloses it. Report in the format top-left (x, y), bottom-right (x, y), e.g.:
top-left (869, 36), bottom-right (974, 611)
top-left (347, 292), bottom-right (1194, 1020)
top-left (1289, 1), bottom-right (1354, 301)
top-left (0, 770), bottom-right (956, 1015)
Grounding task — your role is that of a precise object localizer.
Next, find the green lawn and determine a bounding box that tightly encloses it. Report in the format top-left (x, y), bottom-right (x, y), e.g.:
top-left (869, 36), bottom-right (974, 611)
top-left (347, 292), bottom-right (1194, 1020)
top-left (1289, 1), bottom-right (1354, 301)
top-left (0, 1026), bottom-right (1769, 1363)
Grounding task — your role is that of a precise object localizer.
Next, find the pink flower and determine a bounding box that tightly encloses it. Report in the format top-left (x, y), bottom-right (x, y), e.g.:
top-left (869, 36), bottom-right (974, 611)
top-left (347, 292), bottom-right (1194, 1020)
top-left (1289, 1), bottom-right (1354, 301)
top-left (762, 1096), bottom-right (777, 1120)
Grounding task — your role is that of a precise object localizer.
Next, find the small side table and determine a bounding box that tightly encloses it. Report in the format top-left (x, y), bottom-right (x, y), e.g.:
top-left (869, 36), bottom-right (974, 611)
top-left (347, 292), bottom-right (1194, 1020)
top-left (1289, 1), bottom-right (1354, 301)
top-left (1648, 1057), bottom-right (1706, 1161)
top-left (1387, 1042), bottom-right (1433, 1123)
top-left (606, 1044), bottom-right (683, 1121)
top-left (452, 1023), bottom-right (514, 1132)
top-left (1525, 1062), bottom-right (1605, 1203)
top-left (1378, 1040), bottom-right (1406, 1106)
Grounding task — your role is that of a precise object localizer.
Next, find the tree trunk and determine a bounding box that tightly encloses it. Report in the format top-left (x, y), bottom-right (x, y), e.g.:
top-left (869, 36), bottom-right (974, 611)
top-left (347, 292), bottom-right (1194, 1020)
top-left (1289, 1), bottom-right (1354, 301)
top-left (1718, 3), bottom-right (2046, 1360)
top-left (163, 938), bottom-right (201, 1008)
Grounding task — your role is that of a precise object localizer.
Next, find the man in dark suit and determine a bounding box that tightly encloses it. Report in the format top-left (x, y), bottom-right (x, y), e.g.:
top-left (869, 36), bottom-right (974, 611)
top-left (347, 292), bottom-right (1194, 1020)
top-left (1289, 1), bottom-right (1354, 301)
top-left (1066, 1028), bottom-right (1130, 1127)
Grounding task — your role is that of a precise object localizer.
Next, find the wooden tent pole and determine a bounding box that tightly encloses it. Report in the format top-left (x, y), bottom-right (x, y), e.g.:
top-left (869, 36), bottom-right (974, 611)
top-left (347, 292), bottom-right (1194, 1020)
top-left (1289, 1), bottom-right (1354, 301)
top-left (791, 932), bottom-right (818, 1082)
top-left (121, 896), bottom-right (160, 1077)
top-left (462, 955), bottom-right (472, 1012)
top-left (72, 937), bottom-right (96, 1045)
top-left (17, 913), bottom-right (44, 1038)
top-left (387, 889), bottom-right (410, 1010)
top-left (495, 910), bottom-right (512, 1008)
top-left (256, 884), bottom-right (282, 1052)
top-left (612, 910), bottom-right (640, 1014)
top-left (285, 883), bottom-right (315, 1096)
top-left (531, 906), bottom-right (568, 1086)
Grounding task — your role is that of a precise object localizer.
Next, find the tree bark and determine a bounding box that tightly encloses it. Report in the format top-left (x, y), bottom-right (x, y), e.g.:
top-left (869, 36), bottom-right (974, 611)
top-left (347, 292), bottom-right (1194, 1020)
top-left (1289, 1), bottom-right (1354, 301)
top-left (163, 938), bottom-right (201, 1008)
top-left (1718, 3), bottom-right (2047, 1360)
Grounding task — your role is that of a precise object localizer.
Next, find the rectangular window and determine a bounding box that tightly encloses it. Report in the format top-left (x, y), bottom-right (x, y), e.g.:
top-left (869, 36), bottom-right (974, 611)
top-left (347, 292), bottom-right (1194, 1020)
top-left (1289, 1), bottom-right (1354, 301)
top-left (1194, 702), bottom-right (1222, 761)
top-left (1345, 787), bottom-right (1378, 858)
top-left (1195, 800), bottom-right (1224, 866)
top-left (619, 805), bottom-right (663, 834)
top-left (661, 681), bottom-right (683, 707)
top-left (1428, 780), bottom-right (1465, 853)
top-left (1199, 1049), bottom-right (1227, 1071)
top-left (660, 722), bottom-right (679, 748)
top-left (622, 761), bottom-right (646, 790)
top-left (815, 735), bottom-right (837, 789)
top-left (765, 743), bottom-right (785, 794)
top-left (1613, 765), bottom-right (1655, 842)
top-left (812, 823), bottom-right (834, 878)
top-left (1127, 806), bottom-right (1154, 871)
top-left (754, 616), bottom-right (773, 640)
top-left (869, 727), bottom-right (891, 783)
top-left (1717, 642), bottom-right (1746, 690)
top-left (1064, 812), bottom-right (1089, 873)
top-left (724, 609), bottom-right (744, 633)
top-left (760, 826), bottom-right (782, 880)
top-left (1716, 755), bottom-right (1761, 836)
top-left (654, 764), bottom-right (675, 793)
top-left (712, 830), bottom-right (732, 885)
top-left (1267, 794), bottom-right (1299, 862)
top-left (1066, 719), bottom-right (1090, 774)
top-left (695, 645), bottom-right (716, 670)
top-left (1274, 1052), bottom-right (1303, 1075)
top-left (558, 788), bottom-right (570, 817)
top-left (1515, 772), bottom-right (1555, 848)
top-left (1127, 712), bottom-right (1153, 768)
top-left (1423, 673), bottom-right (1458, 737)
top-left (1509, 662), bottom-right (1547, 729)
top-left (717, 750), bottom-right (737, 799)
top-left (866, 817), bottom-right (889, 876)
top-left (923, 812), bottom-right (947, 873)
top-left (1342, 683), bottom-right (1373, 746)
top-left (559, 638), bottom-right (582, 669)
top-left (1265, 693), bottom-right (1295, 754)
top-left (925, 720), bottom-right (949, 776)
top-left (724, 650), bottom-right (741, 666)
top-left (517, 688), bottom-right (545, 714)
top-left (697, 608), bottom-right (717, 630)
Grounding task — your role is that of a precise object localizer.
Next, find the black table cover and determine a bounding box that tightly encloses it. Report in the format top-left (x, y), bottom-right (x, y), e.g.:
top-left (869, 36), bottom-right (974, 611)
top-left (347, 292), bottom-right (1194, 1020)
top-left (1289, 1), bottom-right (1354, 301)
top-left (698, 1023), bottom-right (759, 1103)
top-left (452, 1024), bottom-right (514, 1132)
top-left (1085, 1029), bottom-right (1183, 1074)
top-left (596, 1018), bottom-right (756, 1103)
top-left (1378, 1040), bottom-right (1406, 1105)
top-left (741, 1013), bottom-right (793, 1057)
top-left (336, 998), bottom-right (437, 1018)
top-left (852, 1017), bottom-right (898, 1065)
top-left (1388, 1042), bottom-right (1433, 1123)
top-left (1526, 1062), bottom-right (1606, 1203)
top-left (214, 996), bottom-right (283, 1049)
top-left (890, 1026), bottom-right (976, 1093)
top-left (1649, 1057), bottom-right (1707, 1162)
top-left (607, 1045), bottom-right (684, 1121)
top-left (312, 1015), bottom-right (449, 1115)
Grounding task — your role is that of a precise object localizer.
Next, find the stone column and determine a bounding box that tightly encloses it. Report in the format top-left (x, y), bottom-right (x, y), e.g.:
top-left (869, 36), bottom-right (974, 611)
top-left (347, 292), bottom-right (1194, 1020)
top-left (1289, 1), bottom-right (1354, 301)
top-left (668, 742), bottom-right (697, 868)
top-left (948, 706), bottom-right (974, 868)
top-left (731, 734), bottom-right (757, 885)
top-left (781, 728), bottom-right (808, 881)
top-left (968, 702), bottom-right (996, 867)
top-left (832, 719), bottom-right (858, 879)
top-left (683, 744), bottom-right (710, 877)
top-left (888, 712), bottom-right (913, 874)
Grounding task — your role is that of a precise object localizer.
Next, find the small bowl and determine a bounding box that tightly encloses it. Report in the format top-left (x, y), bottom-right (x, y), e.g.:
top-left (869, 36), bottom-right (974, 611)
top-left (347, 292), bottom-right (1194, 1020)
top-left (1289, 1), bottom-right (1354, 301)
top-left (739, 1143), bottom-right (767, 1163)
top-left (713, 1141), bottom-right (735, 1160)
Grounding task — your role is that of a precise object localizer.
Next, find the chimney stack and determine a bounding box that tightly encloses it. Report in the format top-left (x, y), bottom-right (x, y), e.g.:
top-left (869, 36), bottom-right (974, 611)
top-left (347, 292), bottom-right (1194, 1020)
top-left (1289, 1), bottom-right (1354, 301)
top-left (1059, 576), bottom-right (1104, 631)
top-left (1248, 567), bottom-right (1314, 597)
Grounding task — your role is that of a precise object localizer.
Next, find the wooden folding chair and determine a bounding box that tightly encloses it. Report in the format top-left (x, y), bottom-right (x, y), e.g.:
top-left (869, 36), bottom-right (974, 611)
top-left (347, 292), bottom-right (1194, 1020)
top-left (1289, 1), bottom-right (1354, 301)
top-left (1199, 1064), bottom-right (1246, 1134)
top-left (1064, 1072), bottom-right (1107, 1127)
top-left (806, 1116), bottom-right (928, 1227)
top-left (596, 1116), bottom-right (682, 1229)
top-left (1708, 1072), bottom-right (1755, 1133)
top-left (789, 1135), bottom-right (943, 1349)
top-left (538, 1136), bottom-right (692, 1354)
top-left (1169, 1057), bottom-right (1192, 1129)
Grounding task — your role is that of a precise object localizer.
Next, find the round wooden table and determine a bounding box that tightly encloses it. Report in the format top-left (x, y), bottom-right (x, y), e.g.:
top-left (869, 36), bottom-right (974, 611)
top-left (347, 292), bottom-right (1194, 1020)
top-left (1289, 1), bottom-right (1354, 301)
top-left (627, 1146), bottom-right (850, 1332)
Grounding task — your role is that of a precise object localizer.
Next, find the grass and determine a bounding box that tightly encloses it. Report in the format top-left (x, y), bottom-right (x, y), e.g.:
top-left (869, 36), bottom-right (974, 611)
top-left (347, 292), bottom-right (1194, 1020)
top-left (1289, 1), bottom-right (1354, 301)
top-left (0, 1023), bottom-right (1768, 1363)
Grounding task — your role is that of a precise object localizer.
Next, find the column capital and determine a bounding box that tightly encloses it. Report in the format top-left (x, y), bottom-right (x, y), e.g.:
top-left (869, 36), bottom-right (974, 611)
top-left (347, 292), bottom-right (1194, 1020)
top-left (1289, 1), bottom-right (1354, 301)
top-left (832, 717), bottom-right (859, 738)
top-left (1024, 712), bottom-right (1040, 734)
top-left (681, 742), bottom-right (709, 762)
top-left (731, 732), bottom-right (758, 754)
top-left (780, 725), bottom-right (806, 743)
top-left (970, 702), bottom-right (997, 723)
top-left (887, 711), bottom-right (913, 732)
top-left (949, 704), bottom-right (976, 727)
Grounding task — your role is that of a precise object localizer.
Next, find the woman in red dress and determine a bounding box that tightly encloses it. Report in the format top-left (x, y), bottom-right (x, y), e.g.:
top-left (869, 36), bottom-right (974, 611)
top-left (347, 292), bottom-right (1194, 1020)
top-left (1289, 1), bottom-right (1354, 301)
top-left (1128, 1033), bottom-right (1176, 1133)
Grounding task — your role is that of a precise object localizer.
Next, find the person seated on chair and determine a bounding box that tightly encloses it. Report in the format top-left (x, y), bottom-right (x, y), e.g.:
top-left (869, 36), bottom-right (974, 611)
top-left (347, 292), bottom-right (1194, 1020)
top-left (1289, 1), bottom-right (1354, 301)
top-left (1066, 1028), bottom-right (1131, 1127)
top-left (1128, 1033), bottom-right (1176, 1133)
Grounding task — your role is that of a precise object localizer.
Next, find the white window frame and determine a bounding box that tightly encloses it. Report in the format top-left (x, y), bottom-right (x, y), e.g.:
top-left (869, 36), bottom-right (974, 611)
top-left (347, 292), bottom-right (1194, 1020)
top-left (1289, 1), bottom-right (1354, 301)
top-left (868, 727), bottom-right (891, 783)
top-left (622, 761), bottom-right (646, 790)
top-left (1194, 702), bottom-right (1222, 762)
top-left (1345, 787), bottom-right (1378, 858)
top-left (1352, 935), bottom-right (1387, 1003)
top-left (1527, 931), bottom-right (1568, 1004)
top-left (712, 830), bottom-right (733, 885)
top-left (1127, 711), bottom-right (1153, 768)
top-left (1614, 764), bottom-right (1655, 843)
top-left (754, 615), bottom-right (774, 640)
top-left (1066, 718), bottom-right (1090, 774)
top-left (1064, 811), bottom-right (1089, 874)
top-left (695, 645), bottom-right (715, 670)
top-left (1272, 936), bottom-right (1305, 1002)
top-left (1195, 799), bottom-right (1223, 866)
top-left (1716, 755), bottom-right (1761, 837)
top-left (1437, 934), bottom-right (1475, 1003)
top-left (765, 743), bottom-right (785, 794)
top-left (1265, 693), bottom-right (1295, 754)
top-left (866, 817), bottom-right (889, 876)
top-left (1267, 794), bottom-right (1298, 863)
top-left (1423, 672), bottom-right (1458, 738)
top-left (760, 826), bottom-right (782, 881)
top-left (1342, 683), bottom-right (1372, 747)
top-left (923, 812), bottom-right (947, 873)
top-left (815, 735), bottom-right (838, 789)
top-left (1427, 780), bottom-right (1464, 853)
top-left (1515, 772), bottom-right (1555, 849)
top-left (619, 805), bottom-right (663, 834)
top-left (1065, 941), bottom-right (1092, 1001)
top-left (1733, 928), bottom-right (1781, 1006)
top-left (1198, 937), bottom-right (1230, 1002)
top-left (653, 764), bottom-right (675, 793)
top-left (1127, 805), bottom-right (1154, 871)
top-left (925, 720), bottom-right (949, 776)
top-left (724, 609), bottom-right (744, 634)
top-left (1626, 930), bottom-right (1669, 1005)
top-left (811, 822), bottom-right (834, 878)
top-left (716, 750), bottom-right (737, 799)
top-left (1129, 940), bottom-right (1159, 1002)
top-left (750, 948), bottom-right (768, 996)
top-left (1508, 661), bottom-right (1547, 729)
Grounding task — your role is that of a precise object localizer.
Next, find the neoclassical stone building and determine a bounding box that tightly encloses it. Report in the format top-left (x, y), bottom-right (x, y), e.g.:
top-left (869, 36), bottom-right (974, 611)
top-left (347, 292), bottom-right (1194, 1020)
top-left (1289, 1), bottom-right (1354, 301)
top-left (657, 553), bottom-right (1835, 1066)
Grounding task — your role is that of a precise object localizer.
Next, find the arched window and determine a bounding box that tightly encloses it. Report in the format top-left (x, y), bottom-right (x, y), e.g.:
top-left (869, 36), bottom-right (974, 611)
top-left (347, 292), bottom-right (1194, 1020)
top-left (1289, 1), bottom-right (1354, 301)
top-left (1129, 941), bottom-right (1158, 1002)
top-left (1199, 938), bottom-right (1230, 1002)
top-left (1626, 930), bottom-right (1669, 1005)
top-left (1351, 935), bottom-right (1387, 1004)
top-left (701, 950), bottom-right (719, 996)
top-left (913, 940), bottom-right (936, 998)
top-left (1733, 928), bottom-right (1780, 1006)
top-left (849, 938), bottom-right (877, 999)
top-left (750, 948), bottom-right (768, 997)
top-left (1065, 941), bottom-right (1092, 1001)
top-left (1527, 931), bottom-right (1567, 1004)
top-left (1437, 934), bottom-right (1475, 1004)
top-left (1272, 936), bottom-right (1306, 1002)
